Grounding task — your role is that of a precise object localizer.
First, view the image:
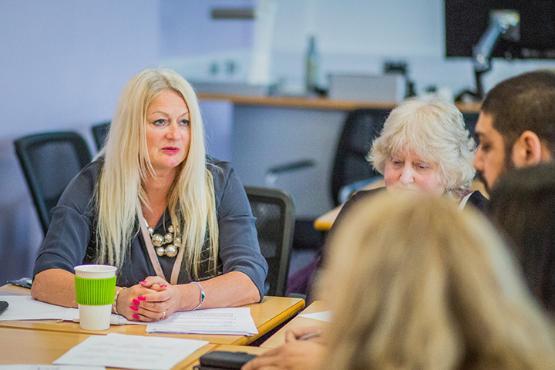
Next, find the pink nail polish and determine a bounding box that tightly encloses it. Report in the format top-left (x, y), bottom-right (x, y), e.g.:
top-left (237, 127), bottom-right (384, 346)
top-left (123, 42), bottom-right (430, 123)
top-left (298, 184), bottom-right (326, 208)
top-left (130, 305), bottom-right (138, 311)
top-left (160, 284), bottom-right (167, 288)
top-left (138, 296), bottom-right (146, 301)
top-left (132, 299), bottom-right (140, 306)
top-left (132, 313), bottom-right (140, 320)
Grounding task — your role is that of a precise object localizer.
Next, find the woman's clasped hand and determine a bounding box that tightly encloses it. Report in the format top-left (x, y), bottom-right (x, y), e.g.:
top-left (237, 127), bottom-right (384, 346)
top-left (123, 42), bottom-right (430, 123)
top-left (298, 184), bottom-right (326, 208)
top-left (115, 276), bottom-right (195, 322)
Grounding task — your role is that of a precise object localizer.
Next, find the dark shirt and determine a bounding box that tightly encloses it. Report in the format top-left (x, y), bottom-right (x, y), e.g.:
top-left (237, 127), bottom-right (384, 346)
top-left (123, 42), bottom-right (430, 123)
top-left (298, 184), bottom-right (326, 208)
top-left (333, 189), bottom-right (489, 230)
top-left (300, 188), bottom-right (489, 303)
top-left (33, 158), bottom-right (268, 298)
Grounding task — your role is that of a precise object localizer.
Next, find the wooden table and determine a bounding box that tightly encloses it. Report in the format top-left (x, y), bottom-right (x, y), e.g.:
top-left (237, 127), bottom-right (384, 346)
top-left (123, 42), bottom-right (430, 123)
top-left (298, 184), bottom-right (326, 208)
top-left (313, 205), bottom-right (342, 231)
top-left (0, 326), bottom-right (270, 370)
top-left (313, 180), bottom-right (385, 232)
top-left (0, 285), bottom-right (305, 345)
top-left (261, 300), bottom-right (328, 348)
top-left (0, 326), bottom-right (216, 368)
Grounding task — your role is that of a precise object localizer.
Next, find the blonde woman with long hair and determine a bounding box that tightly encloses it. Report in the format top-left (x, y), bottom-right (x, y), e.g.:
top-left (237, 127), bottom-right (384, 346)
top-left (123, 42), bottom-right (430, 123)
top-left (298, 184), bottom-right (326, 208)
top-left (32, 68), bottom-right (267, 321)
top-left (320, 192), bottom-right (555, 370)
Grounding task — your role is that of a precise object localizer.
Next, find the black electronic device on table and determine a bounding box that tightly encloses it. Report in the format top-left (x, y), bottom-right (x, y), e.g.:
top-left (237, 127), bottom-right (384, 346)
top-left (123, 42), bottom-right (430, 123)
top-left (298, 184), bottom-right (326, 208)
top-left (0, 301), bottom-right (8, 316)
top-left (194, 351), bottom-right (257, 370)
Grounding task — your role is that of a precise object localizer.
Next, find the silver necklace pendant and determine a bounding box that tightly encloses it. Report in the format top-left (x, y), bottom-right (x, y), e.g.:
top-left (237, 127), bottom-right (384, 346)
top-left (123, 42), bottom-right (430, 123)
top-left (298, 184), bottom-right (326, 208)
top-left (152, 234), bottom-right (165, 247)
top-left (165, 244), bottom-right (178, 258)
top-left (155, 244), bottom-right (178, 257)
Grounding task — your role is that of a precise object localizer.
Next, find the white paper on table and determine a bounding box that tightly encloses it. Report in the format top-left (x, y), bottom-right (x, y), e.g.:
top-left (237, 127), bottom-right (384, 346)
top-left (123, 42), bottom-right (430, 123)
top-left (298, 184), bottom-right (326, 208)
top-left (53, 333), bottom-right (207, 370)
top-left (146, 307), bottom-right (258, 335)
top-left (0, 295), bottom-right (141, 326)
top-left (0, 296), bottom-right (77, 321)
top-left (0, 366), bottom-right (104, 370)
top-left (70, 313), bottom-right (143, 326)
top-left (299, 310), bottom-right (332, 322)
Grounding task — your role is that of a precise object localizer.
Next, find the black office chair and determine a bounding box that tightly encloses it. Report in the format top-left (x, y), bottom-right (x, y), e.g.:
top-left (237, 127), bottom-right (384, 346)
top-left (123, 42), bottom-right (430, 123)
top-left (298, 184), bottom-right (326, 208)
top-left (91, 121), bottom-right (110, 150)
top-left (245, 186), bottom-right (295, 296)
top-left (263, 109), bottom-right (388, 252)
top-left (14, 131), bottom-right (92, 234)
top-left (462, 112), bottom-right (479, 137)
top-left (330, 109), bottom-right (388, 205)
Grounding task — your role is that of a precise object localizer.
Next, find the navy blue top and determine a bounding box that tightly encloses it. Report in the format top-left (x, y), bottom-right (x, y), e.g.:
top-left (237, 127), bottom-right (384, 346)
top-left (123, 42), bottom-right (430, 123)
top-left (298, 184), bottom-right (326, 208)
top-left (33, 158), bottom-right (268, 298)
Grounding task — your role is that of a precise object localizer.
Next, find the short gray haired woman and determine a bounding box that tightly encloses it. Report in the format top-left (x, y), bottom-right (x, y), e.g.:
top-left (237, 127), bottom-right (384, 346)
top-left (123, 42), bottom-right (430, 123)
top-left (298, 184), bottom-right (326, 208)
top-left (31, 68), bottom-right (267, 322)
top-left (339, 97), bottom-right (486, 220)
top-left (370, 97), bottom-right (476, 199)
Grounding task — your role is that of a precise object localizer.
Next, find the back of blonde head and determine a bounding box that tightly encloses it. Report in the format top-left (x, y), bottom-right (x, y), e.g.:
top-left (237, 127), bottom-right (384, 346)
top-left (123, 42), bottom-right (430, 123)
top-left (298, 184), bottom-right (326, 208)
top-left (318, 193), bottom-right (555, 370)
top-left (95, 68), bottom-right (219, 278)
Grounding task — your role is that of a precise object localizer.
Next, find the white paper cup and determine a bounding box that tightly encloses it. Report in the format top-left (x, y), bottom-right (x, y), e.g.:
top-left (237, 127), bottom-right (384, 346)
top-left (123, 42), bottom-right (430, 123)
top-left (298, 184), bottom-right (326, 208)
top-left (74, 264), bottom-right (117, 330)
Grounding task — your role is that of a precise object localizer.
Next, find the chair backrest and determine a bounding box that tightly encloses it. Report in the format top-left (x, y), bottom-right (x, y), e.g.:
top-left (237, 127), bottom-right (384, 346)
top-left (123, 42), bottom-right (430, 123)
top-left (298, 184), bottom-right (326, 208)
top-left (462, 112), bottom-right (479, 137)
top-left (330, 109), bottom-right (388, 205)
top-left (91, 121), bottom-right (110, 150)
top-left (14, 131), bottom-right (92, 234)
top-left (245, 186), bottom-right (295, 296)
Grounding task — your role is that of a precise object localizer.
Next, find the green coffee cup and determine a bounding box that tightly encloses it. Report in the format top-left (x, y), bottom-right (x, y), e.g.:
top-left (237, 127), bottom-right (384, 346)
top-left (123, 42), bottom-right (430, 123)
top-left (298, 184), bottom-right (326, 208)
top-left (74, 264), bottom-right (117, 330)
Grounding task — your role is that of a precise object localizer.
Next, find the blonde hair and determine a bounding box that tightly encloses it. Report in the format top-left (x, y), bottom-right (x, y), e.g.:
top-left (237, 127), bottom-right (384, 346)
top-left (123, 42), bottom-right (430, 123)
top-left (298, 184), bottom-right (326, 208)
top-left (369, 98), bottom-right (476, 197)
top-left (317, 192), bottom-right (555, 370)
top-left (95, 68), bottom-right (219, 278)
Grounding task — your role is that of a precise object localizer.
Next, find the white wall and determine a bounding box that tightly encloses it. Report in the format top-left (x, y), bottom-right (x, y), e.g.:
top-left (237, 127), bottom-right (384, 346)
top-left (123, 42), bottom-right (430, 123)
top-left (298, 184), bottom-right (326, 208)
top-left (269, 0), bottom-right (555, 94)
top-left (0, 0), bottom-right (160, 282)
top-left (166, 0), bottom-right (555, 94)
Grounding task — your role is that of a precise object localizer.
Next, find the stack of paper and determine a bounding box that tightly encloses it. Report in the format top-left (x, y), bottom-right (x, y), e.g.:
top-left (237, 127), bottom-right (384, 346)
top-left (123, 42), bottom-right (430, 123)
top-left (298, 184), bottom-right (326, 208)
top-left (147, 307), bottom-right (258, 336)
top-left (0, 295), bottom-right (77, 321)
top-left (53, 333), bottom-right (207, 370)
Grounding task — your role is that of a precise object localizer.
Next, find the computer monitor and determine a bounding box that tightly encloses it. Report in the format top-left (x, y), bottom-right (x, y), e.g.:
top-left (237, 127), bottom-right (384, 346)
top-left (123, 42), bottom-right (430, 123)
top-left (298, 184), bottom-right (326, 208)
top-left (446, 0), bottom-right (555, 59)
top-left (445, 0), bottom-right (555, 100)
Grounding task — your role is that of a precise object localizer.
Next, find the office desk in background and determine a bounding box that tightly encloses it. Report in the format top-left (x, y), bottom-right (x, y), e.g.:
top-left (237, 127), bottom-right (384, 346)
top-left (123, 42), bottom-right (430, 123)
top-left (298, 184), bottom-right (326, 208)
top-left (198, 93), bottom-right (481, 113)
top-left (0, 285), bottom-right (305, 346)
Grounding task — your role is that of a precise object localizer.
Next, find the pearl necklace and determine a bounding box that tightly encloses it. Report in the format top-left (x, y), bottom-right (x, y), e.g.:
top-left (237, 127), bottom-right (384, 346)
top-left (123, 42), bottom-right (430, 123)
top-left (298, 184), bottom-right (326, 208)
top-left (144, 221), bottom-right (181, 258)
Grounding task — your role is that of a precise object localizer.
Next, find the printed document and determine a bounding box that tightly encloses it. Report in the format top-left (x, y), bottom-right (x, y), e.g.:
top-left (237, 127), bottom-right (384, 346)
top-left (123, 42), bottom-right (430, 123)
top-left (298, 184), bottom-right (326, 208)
top-left (53, 333), bottom-right (207, 370)
top-left (147, 307), bottom-right (258, 335)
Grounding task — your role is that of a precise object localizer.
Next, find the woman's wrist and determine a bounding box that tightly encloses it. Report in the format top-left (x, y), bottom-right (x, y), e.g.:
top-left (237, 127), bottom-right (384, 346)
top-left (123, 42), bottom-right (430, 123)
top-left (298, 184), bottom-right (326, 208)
top-left (178, 283), bottom-right (205, 311)
top-left (190, 281), bottom-right (206, 310)
top-left (112, 287), bottom-right (125, 314)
